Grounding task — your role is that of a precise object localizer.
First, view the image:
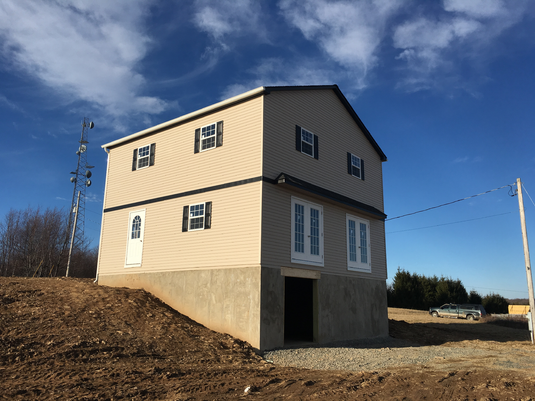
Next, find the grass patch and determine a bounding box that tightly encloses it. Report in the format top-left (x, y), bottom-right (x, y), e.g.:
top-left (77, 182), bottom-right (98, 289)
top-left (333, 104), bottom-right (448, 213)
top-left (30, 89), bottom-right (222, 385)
top-left (483, 315), bottom-right (529, 330)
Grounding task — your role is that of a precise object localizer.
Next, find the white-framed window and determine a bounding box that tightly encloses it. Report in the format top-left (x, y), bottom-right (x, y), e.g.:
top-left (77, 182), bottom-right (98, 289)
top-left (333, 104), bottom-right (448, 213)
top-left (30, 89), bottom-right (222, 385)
top-left (346, 214), bottom-right (371, 272)
top-left (295, 125), bottom-right (319, 159)
top-left (201, 123), bottom-right (216, 151)
top-left (132, 143), bottom-right (155, 171)
top-left (182, 202), bottom-right (212, 231)
top-left (137, 145), bottom-right (150, 169)
top-left (189, 203), bottom-right (205, 230)
top-left (194, 121), bottom-right (223, 153)
top-left (291, 197), bottom-right (324, 266)
top-left (301, 128), bottom-right (314, 157)
top-left (347, 152), bottom-right (365, 180)
top-left (350, 154), bottom-right (361, 179)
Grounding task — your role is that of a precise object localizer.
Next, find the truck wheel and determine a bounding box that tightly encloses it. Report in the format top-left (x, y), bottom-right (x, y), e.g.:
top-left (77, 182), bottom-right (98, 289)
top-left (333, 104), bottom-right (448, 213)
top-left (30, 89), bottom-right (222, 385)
top-left (466, 314), bottom-right (474, 321)
top-left (432, 311), bottom-right (438, 318)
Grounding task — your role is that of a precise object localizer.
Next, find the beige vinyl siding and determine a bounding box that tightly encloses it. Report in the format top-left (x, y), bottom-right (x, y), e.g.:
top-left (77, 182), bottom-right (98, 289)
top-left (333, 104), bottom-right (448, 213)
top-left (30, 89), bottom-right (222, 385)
top-left (98, 182), bottom-right (262, 276)
top-left (103, 96), bottom-right (263, 210)
top-left (263, 90), bottom-right (384, 212)
top-left (261, 183), bottom-right (387, 281)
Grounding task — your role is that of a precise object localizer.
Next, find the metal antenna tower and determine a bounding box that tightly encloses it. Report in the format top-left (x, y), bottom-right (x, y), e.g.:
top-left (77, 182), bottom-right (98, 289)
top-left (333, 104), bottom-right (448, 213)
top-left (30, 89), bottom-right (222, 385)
top-left (66, 118), bottom-right (94, 275)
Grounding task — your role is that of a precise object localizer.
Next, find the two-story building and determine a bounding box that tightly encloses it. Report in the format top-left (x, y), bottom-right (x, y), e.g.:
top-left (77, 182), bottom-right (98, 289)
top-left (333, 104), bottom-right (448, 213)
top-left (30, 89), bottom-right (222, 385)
top-left (96, 85), bottom-right (388, 351)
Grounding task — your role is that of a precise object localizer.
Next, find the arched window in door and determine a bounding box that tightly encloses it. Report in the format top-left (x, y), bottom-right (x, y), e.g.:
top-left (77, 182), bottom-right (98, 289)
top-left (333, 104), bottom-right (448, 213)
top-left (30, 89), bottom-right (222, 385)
top-left (131, 215), bottom-right (141, 239)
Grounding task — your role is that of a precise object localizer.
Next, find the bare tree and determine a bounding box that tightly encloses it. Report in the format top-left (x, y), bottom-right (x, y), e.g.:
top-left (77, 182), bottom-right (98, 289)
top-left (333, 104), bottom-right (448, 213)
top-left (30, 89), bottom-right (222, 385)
top-left (0, 206), bottom-right (97, 278)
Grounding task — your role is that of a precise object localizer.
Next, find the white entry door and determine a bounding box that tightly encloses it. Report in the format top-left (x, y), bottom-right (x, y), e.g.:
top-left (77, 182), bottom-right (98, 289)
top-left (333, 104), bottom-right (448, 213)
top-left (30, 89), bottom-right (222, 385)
top-left (125, 209), bottom-right (145, 267)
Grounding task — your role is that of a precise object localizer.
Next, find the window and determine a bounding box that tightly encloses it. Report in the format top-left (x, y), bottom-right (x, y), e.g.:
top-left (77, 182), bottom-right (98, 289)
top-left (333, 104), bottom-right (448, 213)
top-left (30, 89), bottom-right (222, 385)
top-left (291, 197), bottom-right (323, 266)
top-left (194, 121), bottom-right (223, 153)
top-left (295, 125), bottom-right (318, 159)
top-left (182, 202), bottom-right (212, 231)
top-left (347, 152), bottom-right (365, 180)
top-left (201, 123), bottom-right (216, 151)
top-left (346, 214), bottom-right (371, 272)
top-left (132, 143), bottom-right (156, 171)
top-left (131, 215), bottom-right (141, 239)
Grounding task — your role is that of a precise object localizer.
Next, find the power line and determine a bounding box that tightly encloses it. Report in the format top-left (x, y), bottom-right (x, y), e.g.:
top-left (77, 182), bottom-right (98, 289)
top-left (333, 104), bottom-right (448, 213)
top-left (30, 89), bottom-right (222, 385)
top-left (523, 183), bottom-right (535, 208)
top-left (386, 212), bottom-right (511, 234)
top-left (386, 183), bottom-right (516, 221)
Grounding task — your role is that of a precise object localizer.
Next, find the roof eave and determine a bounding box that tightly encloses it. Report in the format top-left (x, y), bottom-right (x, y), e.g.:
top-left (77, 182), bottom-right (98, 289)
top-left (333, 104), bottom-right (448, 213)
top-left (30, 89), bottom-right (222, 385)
top-left (101, 86), bottom-right (266, 149)
top-left (264, 85), bottom-right (387, 162)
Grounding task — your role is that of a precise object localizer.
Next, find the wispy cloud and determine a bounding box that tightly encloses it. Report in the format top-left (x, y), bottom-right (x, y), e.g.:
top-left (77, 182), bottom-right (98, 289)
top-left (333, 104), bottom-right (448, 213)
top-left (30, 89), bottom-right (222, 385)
top-left (193, 0), bottom-right (267, 47)
top-left (392, 0), bottom-right (531, 92)
top-left (85, 193), bottom-right (101, 203)
top-left (219, 58), bottom-right (337, 100)
top-left (453, 156), bottom-right (483, 163)
top-left (0, 0), bottom-right (169, 131)
top-left (0, 94), bottom-right (25, 113)
top-left (279, 0), bottom-right (401, 90)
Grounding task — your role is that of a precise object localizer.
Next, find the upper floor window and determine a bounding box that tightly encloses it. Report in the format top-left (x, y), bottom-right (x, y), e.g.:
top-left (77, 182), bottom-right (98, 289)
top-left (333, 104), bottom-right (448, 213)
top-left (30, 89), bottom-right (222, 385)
top-left (182, 202), bottom-right (213, 231)
top-left (201, 123), bottom-right (216, 151)
top-left (346, 214), bottom-right (371, 272)
top-left (295, 125), bottom-right (318, 159)
top-left (291, 197), bottom-right (323, 266)
top-left (347, 152), bottom-right (365, 180)
top-left (195, 121), bottom-right (223, 153)
top-left (132, 143), bottom-right (155, 171)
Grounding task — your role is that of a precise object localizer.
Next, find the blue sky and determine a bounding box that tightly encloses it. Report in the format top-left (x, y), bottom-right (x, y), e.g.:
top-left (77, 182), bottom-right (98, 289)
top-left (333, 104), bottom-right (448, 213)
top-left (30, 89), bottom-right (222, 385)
top-left (1, 0), bottom-right (534, 299)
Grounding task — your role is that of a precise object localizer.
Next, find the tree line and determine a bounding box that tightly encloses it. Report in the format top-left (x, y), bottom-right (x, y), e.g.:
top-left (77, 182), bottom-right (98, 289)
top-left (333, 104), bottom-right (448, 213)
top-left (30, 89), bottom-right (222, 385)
top-left (0, 206), bottom-right (97, 278)
top-left (387, 268), bottom-right (509, 314)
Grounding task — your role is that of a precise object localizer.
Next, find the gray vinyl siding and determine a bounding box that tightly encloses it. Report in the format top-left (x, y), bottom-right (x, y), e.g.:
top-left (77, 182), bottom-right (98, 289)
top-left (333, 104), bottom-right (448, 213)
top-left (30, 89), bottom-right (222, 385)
top-left (260, 183), bottom-right (387, 281)
top-left (262, 90), bottom-right (384, 213)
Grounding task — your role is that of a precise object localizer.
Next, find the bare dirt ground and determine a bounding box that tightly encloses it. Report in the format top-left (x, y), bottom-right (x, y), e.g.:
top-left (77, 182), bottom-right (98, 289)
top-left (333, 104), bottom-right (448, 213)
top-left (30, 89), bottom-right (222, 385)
top-left (1, 277), bottom-right (535, 400)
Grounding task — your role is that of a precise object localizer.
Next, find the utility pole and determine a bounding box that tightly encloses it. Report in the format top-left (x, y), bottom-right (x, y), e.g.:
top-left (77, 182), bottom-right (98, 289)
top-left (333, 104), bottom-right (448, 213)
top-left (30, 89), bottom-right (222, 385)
top-left (63, 118), bottom-right (94, 277)
top-left (66, 191), bottom-right (81, 277)
top-left (517, 178), bottom-right (535, 344)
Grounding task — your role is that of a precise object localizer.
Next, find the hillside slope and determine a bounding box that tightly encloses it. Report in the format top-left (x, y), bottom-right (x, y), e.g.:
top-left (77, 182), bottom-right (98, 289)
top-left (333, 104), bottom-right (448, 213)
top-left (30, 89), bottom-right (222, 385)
top-left (1, 277), bottom-right (534, 400)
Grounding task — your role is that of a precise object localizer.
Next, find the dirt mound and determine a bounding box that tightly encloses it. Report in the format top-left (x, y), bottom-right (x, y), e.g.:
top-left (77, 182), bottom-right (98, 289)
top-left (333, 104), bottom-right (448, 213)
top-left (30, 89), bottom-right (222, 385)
top-left (1, 278), bottom-right (534, 400)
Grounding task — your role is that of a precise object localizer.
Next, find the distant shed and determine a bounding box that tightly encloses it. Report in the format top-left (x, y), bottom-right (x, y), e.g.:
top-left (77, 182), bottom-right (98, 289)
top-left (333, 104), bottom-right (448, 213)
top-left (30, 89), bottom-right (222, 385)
top-left (509, 305), bottom-right (529, 315)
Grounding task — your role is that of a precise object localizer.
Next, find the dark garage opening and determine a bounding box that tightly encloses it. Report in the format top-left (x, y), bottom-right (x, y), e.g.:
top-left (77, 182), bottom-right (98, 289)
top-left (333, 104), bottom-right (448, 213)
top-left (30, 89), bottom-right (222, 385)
top-left (284, 276), bottom-right (314, 343)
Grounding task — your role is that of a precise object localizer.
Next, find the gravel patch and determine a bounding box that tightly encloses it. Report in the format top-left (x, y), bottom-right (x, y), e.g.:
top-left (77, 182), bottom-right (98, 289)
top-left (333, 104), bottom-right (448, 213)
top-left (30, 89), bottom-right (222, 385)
top-left (263, 337), bottom-right (490, 372)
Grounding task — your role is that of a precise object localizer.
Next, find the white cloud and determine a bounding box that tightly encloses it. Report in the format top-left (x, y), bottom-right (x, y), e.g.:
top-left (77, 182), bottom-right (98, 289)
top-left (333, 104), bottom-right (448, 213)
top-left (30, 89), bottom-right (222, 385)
top-left (0, 94), bottom-right (25, 113)
top-left (279, 0), bottom-right (401, 89)
top-left (453, 156), bottom-right (483, 164)
top-left (444, 0), bottom-right (506, 19)
top-left (392, 0), bottom-right (530, 92)
top-left (0, 0), bottom-right (169, 130)
top-left (193, 0), bottom-right (266, 46)
top-left (220, 58), bottom-right (337, 100)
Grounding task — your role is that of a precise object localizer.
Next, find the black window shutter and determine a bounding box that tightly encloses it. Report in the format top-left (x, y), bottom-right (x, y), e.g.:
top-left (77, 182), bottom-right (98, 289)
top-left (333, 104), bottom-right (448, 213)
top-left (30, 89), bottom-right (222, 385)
top-left (361, 159), bottom-right (365, 180)
top-left (149, 143), bottom-right (156, 166)
top-left (194, 128), bottom-right (200, 153)
top-left (204, 201), bottom-right (212, 229)
top-left (182, 205), bottom-right (189, 232)
top-left (295, 125), bottom-right (301, 152)
top-left (313, 134), bottom-right (319, 160)
top-left (347, 152), bottom-right (352, 175)
top-left (216, 121), bottom-right (223, 147)
top-left (132, 148), bottom-right (138, 171)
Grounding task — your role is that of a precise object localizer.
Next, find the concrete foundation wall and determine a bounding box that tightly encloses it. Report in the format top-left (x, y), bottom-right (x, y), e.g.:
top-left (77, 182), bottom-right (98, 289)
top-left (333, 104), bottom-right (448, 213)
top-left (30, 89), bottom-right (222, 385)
top-left (259, 267), bottom-right (388, 350)
top-left (98, 266), bottom-right (262, 350)
top-left (317, 273), bottom-right (389, 343)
